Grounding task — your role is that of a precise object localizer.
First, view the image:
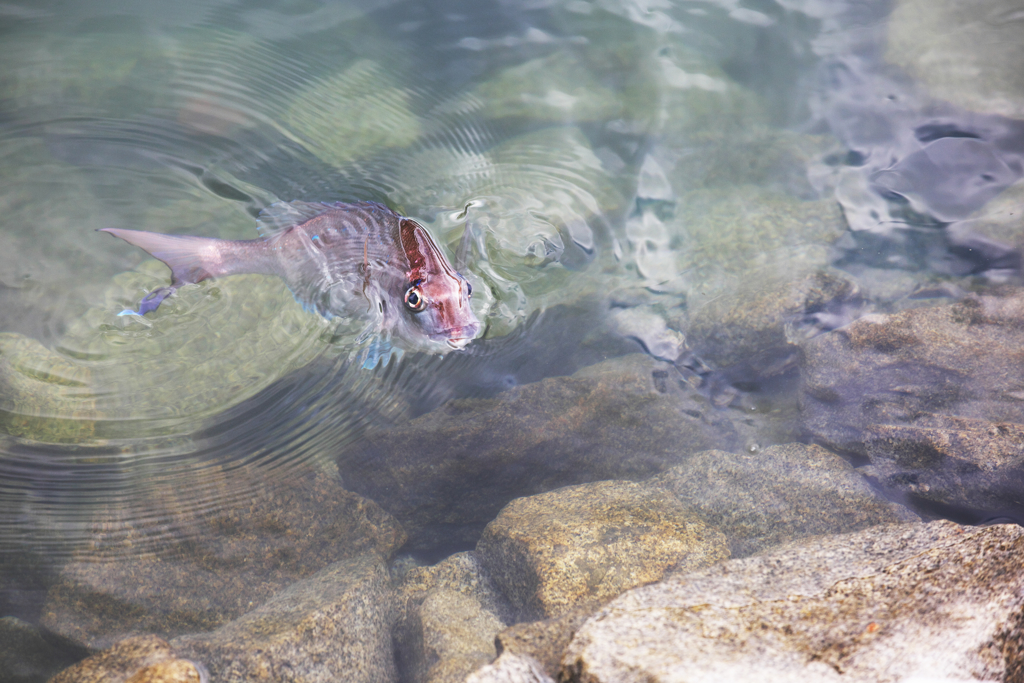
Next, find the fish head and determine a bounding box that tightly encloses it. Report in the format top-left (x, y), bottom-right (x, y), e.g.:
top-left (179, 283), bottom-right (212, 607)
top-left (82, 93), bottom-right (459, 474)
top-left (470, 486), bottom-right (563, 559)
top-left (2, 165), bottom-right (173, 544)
top-left (396, 219), bottom-right (482, 352)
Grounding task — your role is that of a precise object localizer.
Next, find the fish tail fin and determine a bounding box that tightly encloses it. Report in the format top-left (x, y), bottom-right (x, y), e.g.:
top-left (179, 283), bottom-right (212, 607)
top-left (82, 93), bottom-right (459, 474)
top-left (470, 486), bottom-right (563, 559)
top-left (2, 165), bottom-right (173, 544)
top-left (101, 228), bottom-right (250, 316)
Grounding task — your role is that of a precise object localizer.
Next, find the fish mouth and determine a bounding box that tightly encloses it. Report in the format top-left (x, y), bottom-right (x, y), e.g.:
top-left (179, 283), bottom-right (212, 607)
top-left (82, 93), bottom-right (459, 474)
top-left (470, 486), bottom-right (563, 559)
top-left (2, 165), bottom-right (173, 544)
top-left (446, 337), bottom-right (472, 350)
top-left (442, 323), bottom-right (480, 350)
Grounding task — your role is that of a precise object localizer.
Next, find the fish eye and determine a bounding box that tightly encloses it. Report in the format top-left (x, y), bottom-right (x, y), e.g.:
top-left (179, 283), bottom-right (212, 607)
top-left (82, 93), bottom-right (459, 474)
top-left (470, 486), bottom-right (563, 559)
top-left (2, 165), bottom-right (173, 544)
top-left (404, 285), bottom-right (427, 312)
top-left (466, 282), bottom-right (473, 297)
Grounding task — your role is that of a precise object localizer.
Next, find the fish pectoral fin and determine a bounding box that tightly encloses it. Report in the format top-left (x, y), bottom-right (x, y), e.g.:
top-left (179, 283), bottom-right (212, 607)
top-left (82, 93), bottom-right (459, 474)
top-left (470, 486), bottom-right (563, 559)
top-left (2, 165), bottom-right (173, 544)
top-left (117, 286), bottom-right (176, 317)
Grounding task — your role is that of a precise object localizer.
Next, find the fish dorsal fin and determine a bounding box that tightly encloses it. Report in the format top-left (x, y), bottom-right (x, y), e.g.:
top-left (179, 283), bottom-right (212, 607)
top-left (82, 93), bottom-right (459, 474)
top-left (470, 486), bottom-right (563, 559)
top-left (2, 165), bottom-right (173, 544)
top-left (256, 200), bottom-right (346, 239)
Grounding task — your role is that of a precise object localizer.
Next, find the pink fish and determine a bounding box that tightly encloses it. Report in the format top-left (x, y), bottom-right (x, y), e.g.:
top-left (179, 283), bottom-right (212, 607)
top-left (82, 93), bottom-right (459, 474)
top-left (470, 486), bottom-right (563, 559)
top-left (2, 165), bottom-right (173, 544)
top-left (102, 201), bottom-right (481, 352)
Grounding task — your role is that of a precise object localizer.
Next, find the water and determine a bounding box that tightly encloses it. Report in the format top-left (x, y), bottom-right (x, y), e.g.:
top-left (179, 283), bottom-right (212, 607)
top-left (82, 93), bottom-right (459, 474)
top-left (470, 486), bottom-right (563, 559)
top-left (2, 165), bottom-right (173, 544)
top-left (1, 0), bottom-right (1022, 677)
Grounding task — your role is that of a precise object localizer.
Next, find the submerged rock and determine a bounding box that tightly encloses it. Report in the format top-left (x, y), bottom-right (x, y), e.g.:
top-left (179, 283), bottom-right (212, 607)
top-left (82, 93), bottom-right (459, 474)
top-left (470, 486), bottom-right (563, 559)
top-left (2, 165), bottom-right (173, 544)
top-left (41, 468), bottom-right (405, 649)
top-left (649, 444), bottom-right (919, 558)
top-left (801, 291), bottom-right (1024, 519)
top-left (48, 635), bottom-right (175, 683)
top-left (562, 520), bottom-right (1024, 682)
top-left (683, 269), bottom-right (860, 378)
top-left (473, 51), bottom-right (622, 124)
top-left (172, 553), bottom-right (397, 683)
top-left (0, 259), bottom-right (330, 443)
top-left (283, 59), bottom-right (421, 168)
top-left (476, 480), bottom-right (728, 621)
top-left (337, 353), bottom-right (742, 555)
top-left (393, 552), bottom-right (514, 683)
top-left (886, 0), bottom-right (1024, 118)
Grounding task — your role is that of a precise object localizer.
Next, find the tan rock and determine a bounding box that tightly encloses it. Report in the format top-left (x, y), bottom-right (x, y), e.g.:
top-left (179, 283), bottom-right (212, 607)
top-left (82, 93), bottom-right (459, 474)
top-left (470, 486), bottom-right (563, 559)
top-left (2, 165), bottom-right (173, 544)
top-left (125, 659), bottom-right (205, 683)
top-left (48, 635), bottom-right (172, 683)
top-left (476, 480), bottom-right (728, 620)
top-left (43, 468), bottom-right (405, 649)
top-left (562, 521), bottom-right (1024, 682)
top-left (172, 553), bottom-right (397, 683)
top-left (393, 551), bottom-right (513, 683)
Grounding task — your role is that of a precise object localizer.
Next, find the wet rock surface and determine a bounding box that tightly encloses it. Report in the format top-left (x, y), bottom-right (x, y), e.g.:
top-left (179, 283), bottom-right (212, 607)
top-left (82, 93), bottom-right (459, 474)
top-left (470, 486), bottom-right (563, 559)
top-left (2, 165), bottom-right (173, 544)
top-left (338, 354), bottom-right (743, 556)
top-left (650, 444), bottom-right (920, 558)
top-left (172, 553), bottom-right (396, 683)
top-left (41, 468), bottom-right (405, 649)
top-left (476, 480), bottom-right (728, 621)
top-left (562, 520), bottom-right (1024, 683)
top-left (801, 291), bottom-right (1024, 520)
top-left (393, 551), bottom-right (514, 683)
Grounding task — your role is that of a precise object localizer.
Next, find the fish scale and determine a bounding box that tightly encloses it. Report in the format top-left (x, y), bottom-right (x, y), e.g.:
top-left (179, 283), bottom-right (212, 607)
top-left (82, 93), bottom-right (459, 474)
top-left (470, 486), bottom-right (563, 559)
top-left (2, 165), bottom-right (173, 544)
top-left (102, 201), bottom-right (480, 354)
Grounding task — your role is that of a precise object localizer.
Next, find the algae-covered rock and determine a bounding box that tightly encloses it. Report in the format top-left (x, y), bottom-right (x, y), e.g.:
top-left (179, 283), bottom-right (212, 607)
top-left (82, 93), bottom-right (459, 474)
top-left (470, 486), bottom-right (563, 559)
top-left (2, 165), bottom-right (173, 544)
top-left (172, 553), bottom-right (398, 683)
top-left (886, 0), bottom-right (1024, 118)
top-left (283, 59), bottom-right (421, 168)
top-left (0, 259), bottom-right (329, 443)
top-left (476, 480), bottom-right (728, 620)
top-left (394, 551), bottom-right (514, 683)
top-left (42, 467), bottom-right (405, 649)
top-left (474, 50), bottom-right (622, 124)
top-left (650, 444), bottom-right (920, 558)
top-left (562, 521), bottom-right (1024, 683)
top-left (338, 353), bottom-right (743, 555)
top-left (0, 25), bottom-right (172, 118)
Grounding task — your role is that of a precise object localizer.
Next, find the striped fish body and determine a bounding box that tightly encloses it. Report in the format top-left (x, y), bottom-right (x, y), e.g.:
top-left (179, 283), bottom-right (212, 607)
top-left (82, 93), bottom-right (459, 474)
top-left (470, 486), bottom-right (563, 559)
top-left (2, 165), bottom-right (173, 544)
top-left (102, 201), bottom-right (480, 353)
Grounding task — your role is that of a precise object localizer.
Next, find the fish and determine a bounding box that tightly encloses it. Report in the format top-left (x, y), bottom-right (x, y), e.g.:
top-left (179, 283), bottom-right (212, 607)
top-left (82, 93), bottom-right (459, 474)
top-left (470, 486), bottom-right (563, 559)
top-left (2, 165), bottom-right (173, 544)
top-left (101, 201), bottom-right (481, 353)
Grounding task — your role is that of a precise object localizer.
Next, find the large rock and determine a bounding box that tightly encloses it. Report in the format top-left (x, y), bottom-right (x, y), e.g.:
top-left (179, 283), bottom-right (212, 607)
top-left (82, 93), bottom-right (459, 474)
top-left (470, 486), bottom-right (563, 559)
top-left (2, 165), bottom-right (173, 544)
top-left (172, 553), bottom-right (397, 683)
top-left (476, 480), bottom-right (728, 621)
top-left (801, 291), bottom-right (1024, 519)
top-left (393, 551), bottom-right (514, 683)
top-left (649, 444), bottom-right (919, 558)
top-left (338, 354), bottom-right (741, 555)
top-left (41, 467), bottom-right (405, 649)
top-left (562, 520), bottom-right (1024, 682)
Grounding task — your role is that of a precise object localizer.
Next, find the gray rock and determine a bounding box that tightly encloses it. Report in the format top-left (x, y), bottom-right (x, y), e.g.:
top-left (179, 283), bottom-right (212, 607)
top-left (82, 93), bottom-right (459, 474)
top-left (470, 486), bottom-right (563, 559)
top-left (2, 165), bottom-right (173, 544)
top-left (684, 269), bottom-right (861, 378)
top-left (172, 553), bottom-right (396, 683)
top-left (801, 292), bottom-right (1024, 517)
top-left (562, 520), bottom-right (1024, 682)
top-left (0, 617), bottom-right (86, 683)
top-left (649, 444), bottom-right (920, 558)
top-left (464, 653), bottom-right (554, 683)
top-left (338, 354), bottom-right (742, 555)
top-left (476, 480), bottom-right (728, 621)
top-left (42, 468), bottom-right (405, 649)
top-left (393, 552), bottom-right (514, 683)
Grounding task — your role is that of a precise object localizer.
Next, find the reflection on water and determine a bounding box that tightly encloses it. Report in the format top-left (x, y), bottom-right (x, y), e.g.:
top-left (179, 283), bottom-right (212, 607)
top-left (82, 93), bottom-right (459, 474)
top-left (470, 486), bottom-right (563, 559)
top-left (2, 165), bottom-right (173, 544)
top-left (1, 0), bottom-right (1023, 678)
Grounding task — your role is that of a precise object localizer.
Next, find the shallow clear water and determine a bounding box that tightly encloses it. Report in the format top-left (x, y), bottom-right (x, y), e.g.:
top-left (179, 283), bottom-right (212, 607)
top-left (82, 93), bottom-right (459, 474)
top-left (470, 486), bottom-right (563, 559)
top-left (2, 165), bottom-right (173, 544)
top-left (1, 0), bottom-right (1022, 676)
